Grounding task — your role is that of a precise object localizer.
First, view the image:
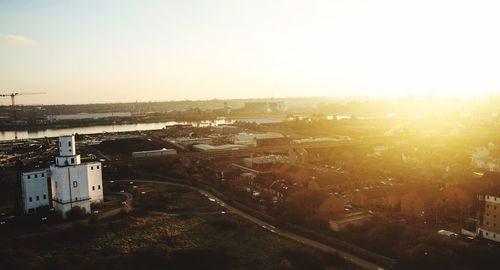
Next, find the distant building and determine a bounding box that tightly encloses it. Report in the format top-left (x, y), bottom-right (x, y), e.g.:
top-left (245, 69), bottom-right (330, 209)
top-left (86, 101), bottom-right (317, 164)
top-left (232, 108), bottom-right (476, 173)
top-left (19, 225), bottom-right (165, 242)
top-left (477, 194), bottom-right (500, 242)
top-left (21, 135), bottom-right (104, 219)
top-left (243, 101), bottom-right (286, 113)
top-left (47, 112), bottom-right (132, 121)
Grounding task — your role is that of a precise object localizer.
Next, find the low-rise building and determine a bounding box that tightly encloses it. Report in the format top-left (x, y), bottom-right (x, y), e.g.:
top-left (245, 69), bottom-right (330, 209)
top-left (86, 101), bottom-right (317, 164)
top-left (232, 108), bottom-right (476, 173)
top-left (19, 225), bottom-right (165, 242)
top-left (21, 169), bottom-right (50, 214)
top-left (327, 211), bottom-right (373, 232)
top-left (192, 144), bottom-right (247, 152)
top-left (233, 132), bottom-right (285, 146)
top-left (243, 155), bottom-right (288, 170)
top-left (174, 137), bottom-right (213, 146)
top-left (132, 148), bottom-right (177, 158)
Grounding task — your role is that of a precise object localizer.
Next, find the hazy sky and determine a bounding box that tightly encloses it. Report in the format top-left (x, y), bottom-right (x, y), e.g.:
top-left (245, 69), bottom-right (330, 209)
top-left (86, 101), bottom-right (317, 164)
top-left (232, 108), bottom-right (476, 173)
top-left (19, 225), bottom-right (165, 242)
top-left (1, 0), bottom-right (500, 105)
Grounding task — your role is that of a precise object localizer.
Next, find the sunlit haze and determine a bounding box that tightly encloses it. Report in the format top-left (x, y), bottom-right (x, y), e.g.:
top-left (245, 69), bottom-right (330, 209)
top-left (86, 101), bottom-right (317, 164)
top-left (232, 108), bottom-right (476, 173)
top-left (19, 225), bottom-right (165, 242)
top-left (2, 0), bottom-right (500, 104)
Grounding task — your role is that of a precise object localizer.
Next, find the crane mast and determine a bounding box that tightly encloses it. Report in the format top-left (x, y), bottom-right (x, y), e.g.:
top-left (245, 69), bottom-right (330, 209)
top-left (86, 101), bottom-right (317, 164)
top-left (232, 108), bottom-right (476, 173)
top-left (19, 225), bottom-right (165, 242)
top-left (0, 92), bottom-right (46, 141)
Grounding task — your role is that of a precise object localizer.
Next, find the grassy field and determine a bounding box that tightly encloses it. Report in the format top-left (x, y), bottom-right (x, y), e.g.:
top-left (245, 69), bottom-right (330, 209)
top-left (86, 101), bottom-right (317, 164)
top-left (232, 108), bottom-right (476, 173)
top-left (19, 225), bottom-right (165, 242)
top-left (0, 183), bottom-right (359, 270)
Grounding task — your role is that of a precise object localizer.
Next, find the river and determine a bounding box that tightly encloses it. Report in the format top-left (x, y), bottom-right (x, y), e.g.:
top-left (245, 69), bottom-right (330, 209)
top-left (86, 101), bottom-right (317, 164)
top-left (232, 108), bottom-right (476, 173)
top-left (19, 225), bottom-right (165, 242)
top-left (0, 120), bottom-right (224, 141)
top-left (0, 117), bottom-right (283, 141)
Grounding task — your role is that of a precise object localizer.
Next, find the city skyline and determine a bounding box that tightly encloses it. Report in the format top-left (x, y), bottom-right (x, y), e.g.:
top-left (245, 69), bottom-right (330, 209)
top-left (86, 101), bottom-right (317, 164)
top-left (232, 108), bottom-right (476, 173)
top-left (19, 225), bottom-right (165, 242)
top-left (2, 0), bottom-right (500, 104)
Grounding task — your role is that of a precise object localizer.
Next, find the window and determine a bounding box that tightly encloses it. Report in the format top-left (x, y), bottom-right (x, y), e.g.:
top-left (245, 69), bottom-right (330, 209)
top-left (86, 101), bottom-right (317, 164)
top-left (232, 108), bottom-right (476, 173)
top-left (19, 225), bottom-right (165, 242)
top-left (55, 181), bottom-right (58, 188)
top-left (97, 165), bottom-right (100, 169)
top-left (75, 197), bottom-right (78, 201)
top-left (73, 181), bottom-right (78, 188)
top-left (43, 194), bottom-right (46, 200)
top-left (71, 158), bottom-right (75, 163)
top-left (34, 174), bottom-right (38, 178)
top-left (91, 166), bottom-right (94, 170)
top-left (68, 141), bottom-right (71, 147)
top-left (27, 175), bottom-right (31, 179)
top-left (36, 196), bottom-right (39, 201)
top-left (98, 185), bottom-right (101, 190)
top-left (92, 186), bottom-right (95, 191)
top-left (29, 197), bottom-right (32, 202)
top-left (41, 173), bottom-right (45, 177)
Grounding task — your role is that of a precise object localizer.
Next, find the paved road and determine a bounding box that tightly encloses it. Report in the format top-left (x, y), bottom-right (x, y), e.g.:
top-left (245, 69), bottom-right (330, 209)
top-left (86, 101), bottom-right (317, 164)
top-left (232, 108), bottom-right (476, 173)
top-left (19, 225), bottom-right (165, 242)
top-left (114, 179), bottom-right (386, 270)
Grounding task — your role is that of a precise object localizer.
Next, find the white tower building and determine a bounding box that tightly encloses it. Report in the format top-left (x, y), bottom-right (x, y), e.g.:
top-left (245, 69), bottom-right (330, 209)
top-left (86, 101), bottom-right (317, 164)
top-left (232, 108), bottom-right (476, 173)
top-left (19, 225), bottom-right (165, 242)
top-left (49, 135), bottom-right (103, 218)
top-left (20, 135), bottom-right (104, 219)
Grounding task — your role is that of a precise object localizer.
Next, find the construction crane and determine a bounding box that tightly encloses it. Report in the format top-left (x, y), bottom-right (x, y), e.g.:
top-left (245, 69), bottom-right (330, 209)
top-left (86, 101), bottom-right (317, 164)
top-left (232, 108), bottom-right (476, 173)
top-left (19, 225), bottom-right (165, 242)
top-left (0, 92), bottom-right (46, 141)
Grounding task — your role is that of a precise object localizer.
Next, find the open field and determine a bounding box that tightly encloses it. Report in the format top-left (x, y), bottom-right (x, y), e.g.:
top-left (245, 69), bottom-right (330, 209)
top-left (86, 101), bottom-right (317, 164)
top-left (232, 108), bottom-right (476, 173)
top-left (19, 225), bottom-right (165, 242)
top-left (0, 183), bottom-right (358, 270)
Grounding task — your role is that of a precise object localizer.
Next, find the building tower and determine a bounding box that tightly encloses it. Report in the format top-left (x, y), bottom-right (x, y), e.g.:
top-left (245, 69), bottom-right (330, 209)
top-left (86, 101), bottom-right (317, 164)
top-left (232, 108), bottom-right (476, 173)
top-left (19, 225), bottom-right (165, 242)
top-left (56, 135), bottom-right (81, 166)
top-left (50, 135), bottom-right (103, 218)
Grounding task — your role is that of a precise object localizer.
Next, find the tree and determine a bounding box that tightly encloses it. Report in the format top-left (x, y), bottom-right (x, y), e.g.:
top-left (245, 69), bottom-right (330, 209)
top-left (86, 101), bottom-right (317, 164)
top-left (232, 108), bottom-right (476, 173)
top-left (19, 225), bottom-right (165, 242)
top-left (66, 206), bottom-right (86, 220)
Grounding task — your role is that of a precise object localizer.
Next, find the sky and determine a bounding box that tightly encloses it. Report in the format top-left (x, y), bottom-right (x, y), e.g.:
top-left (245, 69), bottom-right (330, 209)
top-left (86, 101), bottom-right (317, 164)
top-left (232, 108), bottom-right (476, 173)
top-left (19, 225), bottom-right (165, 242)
top-left (1, 0), bottom-right (500, 105)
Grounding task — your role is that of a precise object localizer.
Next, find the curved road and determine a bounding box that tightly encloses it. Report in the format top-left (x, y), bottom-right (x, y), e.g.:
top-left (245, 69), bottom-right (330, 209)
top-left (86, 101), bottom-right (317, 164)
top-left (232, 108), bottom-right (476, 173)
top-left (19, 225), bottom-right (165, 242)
top-left (114, 179), bottom-right (385, 270)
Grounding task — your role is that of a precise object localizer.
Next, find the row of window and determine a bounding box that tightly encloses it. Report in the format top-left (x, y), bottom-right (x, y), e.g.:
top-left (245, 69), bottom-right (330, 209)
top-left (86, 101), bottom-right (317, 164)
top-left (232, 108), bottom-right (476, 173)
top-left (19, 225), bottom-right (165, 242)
top-left (486, 195), bottom-right (499, 201)
top-left (485, 231), bottom-right (498, 238)
top-left (26, 173), bottom-right (45, 179)
top-left (486, 213), bottom-right (497, 218)
top-left (90, 165), bottom-right (100, 170)
top-left (60, 141), bottom-right (72, 147)
top-left (486, 204), bottom-right (498, 210)
top-left (485, 221), bottom-right (497, 227)
top-left (28, 194), bottom-right (47, 202)
top-left (91, 185), bottom-right (101, 191)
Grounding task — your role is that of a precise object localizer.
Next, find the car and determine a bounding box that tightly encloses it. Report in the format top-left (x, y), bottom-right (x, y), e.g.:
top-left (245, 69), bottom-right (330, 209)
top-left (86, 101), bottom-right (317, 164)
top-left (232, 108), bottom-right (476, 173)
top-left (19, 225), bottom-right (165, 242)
top-left (120, 190), bottom-right (125, 193)
top-left (221, 211), bottom-right (226, 214)
top-left (129, 181), bottom-right (134, 184)
top-left (141, 191), bottom-right (146, 195)
top-left (109, 180), bottom-right (114, 183)
top-left (93, 210), bottom-right (100, 214)
top-left (121, 201), bottom-right (127, 205)
top-left (41, 217), bottom-right (47, 221)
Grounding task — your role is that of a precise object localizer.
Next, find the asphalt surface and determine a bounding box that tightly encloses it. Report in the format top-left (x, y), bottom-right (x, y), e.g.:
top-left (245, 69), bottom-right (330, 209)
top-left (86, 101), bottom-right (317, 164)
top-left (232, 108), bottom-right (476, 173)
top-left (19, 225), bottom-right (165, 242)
top-left (114, 179), bottom-right (386, 270)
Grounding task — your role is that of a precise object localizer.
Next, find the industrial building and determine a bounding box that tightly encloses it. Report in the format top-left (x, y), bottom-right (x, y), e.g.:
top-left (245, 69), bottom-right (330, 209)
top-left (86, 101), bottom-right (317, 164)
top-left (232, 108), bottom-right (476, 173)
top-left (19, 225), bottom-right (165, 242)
top-left (20, 135), bottom-right (104, 219)
top-left (233, 132), bottom-right (285, 147)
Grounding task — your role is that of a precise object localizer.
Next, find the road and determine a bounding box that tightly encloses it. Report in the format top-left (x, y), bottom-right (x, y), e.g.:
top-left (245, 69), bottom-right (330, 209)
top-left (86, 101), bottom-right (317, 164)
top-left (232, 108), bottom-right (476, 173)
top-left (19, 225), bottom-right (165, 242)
top-left (114, 179), bottom-right (386, 270)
